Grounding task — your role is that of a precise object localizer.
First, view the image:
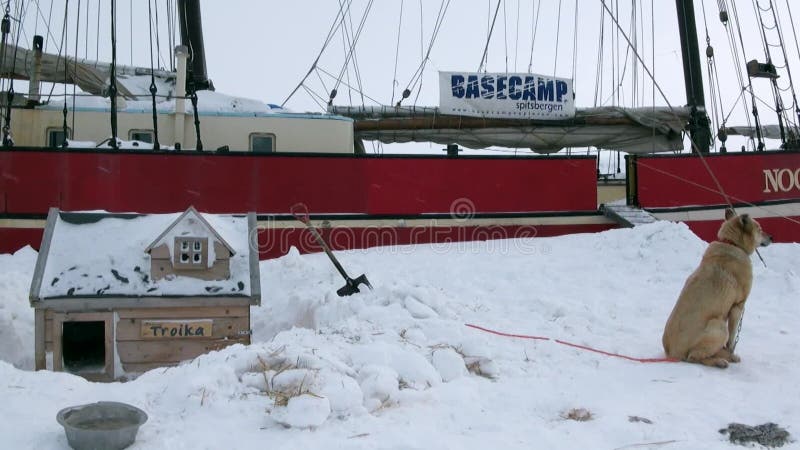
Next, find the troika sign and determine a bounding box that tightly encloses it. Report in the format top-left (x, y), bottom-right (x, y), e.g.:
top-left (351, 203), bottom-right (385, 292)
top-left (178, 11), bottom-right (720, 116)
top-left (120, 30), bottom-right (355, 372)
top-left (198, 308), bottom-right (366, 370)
top-left (141, 320), bottom-right (213, 338)
top-left (439, 71), bottom-right (575, 120)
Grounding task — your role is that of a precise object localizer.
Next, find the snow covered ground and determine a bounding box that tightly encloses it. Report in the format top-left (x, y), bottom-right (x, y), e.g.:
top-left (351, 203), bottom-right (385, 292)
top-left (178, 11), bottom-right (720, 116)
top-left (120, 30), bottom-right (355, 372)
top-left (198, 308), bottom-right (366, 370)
top-left (1, 222), bottom-right (798, 449)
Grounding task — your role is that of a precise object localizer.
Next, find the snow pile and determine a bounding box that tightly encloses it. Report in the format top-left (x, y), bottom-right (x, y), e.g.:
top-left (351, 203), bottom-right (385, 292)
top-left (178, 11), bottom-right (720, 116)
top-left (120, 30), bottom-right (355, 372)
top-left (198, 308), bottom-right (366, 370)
top-left (0, 246), bottom-right (38, 369)
top-left (0, 222), bottom-right (799, 449)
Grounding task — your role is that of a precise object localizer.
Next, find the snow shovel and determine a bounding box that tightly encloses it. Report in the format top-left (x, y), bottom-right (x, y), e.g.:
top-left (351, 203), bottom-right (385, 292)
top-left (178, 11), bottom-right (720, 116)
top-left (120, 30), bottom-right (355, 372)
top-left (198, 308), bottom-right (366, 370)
top-left (291, 203), bottom-right (373, 296)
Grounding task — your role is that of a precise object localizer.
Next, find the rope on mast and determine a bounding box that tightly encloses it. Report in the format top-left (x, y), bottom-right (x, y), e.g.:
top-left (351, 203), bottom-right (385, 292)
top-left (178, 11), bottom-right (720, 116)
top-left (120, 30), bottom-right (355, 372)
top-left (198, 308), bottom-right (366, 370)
top-left (729, 0), bottom-right (766, 150)
top-left (750, 0), bottom-right (789, 146)
top-left (766, 0), bottom-right (800, 146)
top-left (83, 0), bottom-right (88, 58)
top-left (593, 2), bottom-right (605, 107)
top-left (599, 0), bottom-right (734, 208)
top-left (61, 0), bottom-right (69, 148)
top-left (553, 0), bottom-right (562, 79)
top-left (109, 0), bottom-right (118, 150)
top-left (783, 0), bottom-right (800, 127)
top-left (332, 0), bottom-right (372, 107)
top-left (71, 0), bottom-right (81, 138)
top-left (390, 0), bottom-right (403, 106)
top-left (700, 0), bottom-right (726, 151)
top-left (477, 0), bottom-right (501, 73)
top-left (282, 0), bottom-right (353, 107)
top-left (147, 0), bottom-right (160, 150)
top-left (514, 0), bottom-right (520, 71)
top-left (1, 1), bottom-right (12, 147)
top-left (571, 0), bottom-right (578, 84)
top-left (527, 0), bottom-right (540, 72)
top-left (401, 0), bottom-right (450, 106)
top-left (95, 0), bottom-right (99, 62)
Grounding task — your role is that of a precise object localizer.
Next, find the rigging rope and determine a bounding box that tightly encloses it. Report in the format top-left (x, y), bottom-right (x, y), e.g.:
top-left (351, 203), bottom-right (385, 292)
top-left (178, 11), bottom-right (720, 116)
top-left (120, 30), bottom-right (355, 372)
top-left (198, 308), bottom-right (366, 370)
top-left (128, 0), bottom-right (131, 65)
top-left (27, 0), bottom-right (58, 59)
top-left (514, 0), bottom-right (519, 71)
top-left (315, 65), bottom-right (385, 107)
top-left (571, 0), bottom-right (578, 84)
top-left (502, 0), bottom-right (508, 73)
top-left (282, 0), bottom-right (353, 107)
top-left (717, 2), bottom-right (755, 147)
top-left (751, 0), bottom-right (789, 146)
top-left (767, 0), bottom-right (800, 143)
top-left (402, 0), bottom-right (450, 106)
top-left (94, 0), bottom-right (99, 62)
top-left (43, 0), bottom-right (68, 104)
top-left (61, 0), bottom-right (69, 147)
top-left (147, 0), bottom-right (160, 150)
top-left (83, 0), bottom-right (87, 58)
top-left (477, 0), bottom-right (500, 73)
top-left (1, 1), bottom-right (12, 146)
top-left (71, 0), bottom-right (80, 137)
top-left (593, 3), bottom-right (605, 107)
top-left (152, 0), bottom-right (165, 70)
top-left (700, 0), bottom-right (725, 151)
top-left (651, 0), bottom-right (655, 153)
top-left (599, 0), bottom-right (734, 210)
top-left (553, 0), bottom-right (562, 78)
top-left (527, 0), bottom-right (540, 72)
top-left (730, 0), bottom-right (766, 150)
top-left (390, 0), bottom-right (403, 106)
top-left (109, 0), bottom-right (118, 150)
top-left (45, 0), bottom-right (52, 49)
top-left (167, 0), bottom-right (175, 71)
top-left (330, 0), bottom-right (372, 105)
top-left (335, 0), bottom-right (368, 107)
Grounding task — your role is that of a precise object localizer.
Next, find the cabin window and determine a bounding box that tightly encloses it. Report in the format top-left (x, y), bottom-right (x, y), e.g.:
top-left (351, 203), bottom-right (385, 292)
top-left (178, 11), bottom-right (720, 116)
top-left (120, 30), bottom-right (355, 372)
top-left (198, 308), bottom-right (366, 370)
top-left (47, 127), bottom-right (71, 148)
top-left (249, 133), bottom-right (276, 153)
top-left (174, 237), bottom-right (207, 269)
top-left (129, 130), bottom-right (154, 143)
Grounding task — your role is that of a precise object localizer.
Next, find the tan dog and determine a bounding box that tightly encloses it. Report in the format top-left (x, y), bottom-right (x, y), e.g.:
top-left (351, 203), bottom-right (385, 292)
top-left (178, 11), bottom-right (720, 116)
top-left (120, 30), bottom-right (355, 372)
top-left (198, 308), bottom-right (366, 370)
top-left (662, 209), bottom-right (772, 368)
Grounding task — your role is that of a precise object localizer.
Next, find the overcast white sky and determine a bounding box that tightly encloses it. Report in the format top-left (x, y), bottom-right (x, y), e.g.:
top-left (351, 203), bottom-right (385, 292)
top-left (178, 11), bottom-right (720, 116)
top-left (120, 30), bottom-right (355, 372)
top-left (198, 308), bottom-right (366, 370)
top-left (15, 0), bottom-right (800, 153)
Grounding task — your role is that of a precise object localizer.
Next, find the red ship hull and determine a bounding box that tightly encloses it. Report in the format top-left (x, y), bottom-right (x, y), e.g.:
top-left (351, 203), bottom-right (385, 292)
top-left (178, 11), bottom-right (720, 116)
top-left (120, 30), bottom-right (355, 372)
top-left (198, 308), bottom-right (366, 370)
top-left (1, 149), bottom-right (798, 258)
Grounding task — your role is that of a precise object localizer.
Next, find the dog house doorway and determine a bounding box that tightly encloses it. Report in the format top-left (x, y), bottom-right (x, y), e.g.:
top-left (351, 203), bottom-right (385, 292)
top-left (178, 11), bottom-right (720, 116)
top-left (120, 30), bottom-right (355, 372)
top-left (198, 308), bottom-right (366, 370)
top-left (53, 313), bottom-right (114, 381)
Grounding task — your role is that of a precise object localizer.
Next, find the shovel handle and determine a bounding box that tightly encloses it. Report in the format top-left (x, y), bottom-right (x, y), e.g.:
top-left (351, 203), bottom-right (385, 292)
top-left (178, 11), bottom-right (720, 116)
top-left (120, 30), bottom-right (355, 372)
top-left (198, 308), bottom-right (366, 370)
top-left (290, 202), bottom-right (310, 224)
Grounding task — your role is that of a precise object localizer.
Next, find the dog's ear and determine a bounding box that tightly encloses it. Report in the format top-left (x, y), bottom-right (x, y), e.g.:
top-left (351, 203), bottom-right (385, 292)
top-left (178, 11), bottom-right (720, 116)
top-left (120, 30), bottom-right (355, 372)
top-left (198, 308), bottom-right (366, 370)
top-left (740, 214), bottom-right (753, 231)
top-left (725, 208), bottom-right (736, 220)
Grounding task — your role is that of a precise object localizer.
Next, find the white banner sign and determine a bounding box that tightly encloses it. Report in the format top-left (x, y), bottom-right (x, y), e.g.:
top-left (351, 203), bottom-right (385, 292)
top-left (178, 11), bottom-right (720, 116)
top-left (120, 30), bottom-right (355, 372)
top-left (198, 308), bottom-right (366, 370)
top-left (439, 71), bottom-right (575, 120)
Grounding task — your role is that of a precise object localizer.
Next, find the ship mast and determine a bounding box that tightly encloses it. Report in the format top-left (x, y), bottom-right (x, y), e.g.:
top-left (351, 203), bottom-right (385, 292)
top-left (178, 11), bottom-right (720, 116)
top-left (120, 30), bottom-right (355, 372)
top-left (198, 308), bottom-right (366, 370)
top-left (675, 0), bottom-right (712, 154)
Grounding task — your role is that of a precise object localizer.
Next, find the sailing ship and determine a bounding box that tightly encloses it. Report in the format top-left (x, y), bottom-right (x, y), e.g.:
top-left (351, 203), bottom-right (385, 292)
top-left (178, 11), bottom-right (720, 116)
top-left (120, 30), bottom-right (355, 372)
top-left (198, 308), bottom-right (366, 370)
top-left (0, 0), bottom-right (798, 257)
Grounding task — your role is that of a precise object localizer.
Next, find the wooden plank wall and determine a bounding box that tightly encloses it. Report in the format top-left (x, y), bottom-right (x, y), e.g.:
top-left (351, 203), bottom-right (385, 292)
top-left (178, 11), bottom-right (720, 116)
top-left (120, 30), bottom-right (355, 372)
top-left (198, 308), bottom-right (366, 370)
top-left (115, 306), bottom-right (250, 374)
top-left (42, 305), bottom-right (251, 376)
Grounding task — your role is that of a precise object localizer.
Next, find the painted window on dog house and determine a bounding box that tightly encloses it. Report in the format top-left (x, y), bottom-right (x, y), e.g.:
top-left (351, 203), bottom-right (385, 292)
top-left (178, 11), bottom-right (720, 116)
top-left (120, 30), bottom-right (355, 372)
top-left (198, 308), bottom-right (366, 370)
top-left (174, 237), bottom-right (207, 269)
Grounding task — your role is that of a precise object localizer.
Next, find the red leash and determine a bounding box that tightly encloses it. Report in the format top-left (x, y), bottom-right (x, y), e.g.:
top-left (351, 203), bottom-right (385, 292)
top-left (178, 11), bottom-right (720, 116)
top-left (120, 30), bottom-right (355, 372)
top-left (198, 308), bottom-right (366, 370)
top-left (465, 323), bottom-right (679, 363)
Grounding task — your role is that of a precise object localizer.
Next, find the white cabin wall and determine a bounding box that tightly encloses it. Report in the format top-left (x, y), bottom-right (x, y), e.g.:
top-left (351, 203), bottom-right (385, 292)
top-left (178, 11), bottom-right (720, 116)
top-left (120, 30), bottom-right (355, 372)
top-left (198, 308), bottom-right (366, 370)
top-left (10, 108), bottom-right (354, 153)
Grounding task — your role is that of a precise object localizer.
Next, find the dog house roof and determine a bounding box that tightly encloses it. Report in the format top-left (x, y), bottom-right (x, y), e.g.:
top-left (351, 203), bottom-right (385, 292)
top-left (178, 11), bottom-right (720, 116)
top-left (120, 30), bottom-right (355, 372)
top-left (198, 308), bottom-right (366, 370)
top-left (29, 208), bottom-right (260, 302)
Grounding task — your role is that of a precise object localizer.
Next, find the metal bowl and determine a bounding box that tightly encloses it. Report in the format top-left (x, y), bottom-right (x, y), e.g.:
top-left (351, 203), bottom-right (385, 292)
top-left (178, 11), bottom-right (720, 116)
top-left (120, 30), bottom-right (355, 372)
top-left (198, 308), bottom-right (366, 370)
top-left (56, 401), bottom-right (148, 450)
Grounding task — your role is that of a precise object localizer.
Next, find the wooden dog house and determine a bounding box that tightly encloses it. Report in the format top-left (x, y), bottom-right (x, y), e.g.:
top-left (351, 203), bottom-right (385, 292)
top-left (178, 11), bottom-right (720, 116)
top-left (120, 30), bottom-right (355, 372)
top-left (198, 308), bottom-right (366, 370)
top-left (29, 207), bottom-right (260, 381)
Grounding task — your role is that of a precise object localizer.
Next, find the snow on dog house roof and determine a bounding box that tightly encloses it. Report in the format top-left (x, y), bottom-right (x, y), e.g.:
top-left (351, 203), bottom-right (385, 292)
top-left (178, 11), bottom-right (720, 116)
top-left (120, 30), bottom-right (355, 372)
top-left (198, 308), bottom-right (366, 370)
top-left (29, 207), bottom-right (260, 308)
